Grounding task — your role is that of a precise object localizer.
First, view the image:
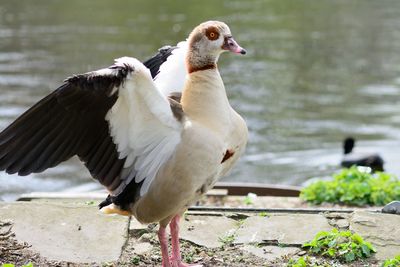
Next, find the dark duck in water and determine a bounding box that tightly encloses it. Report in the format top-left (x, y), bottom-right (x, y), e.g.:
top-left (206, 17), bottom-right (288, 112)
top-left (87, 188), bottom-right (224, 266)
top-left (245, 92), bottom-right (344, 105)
top-left (340, 137), bottom-right (384, 172)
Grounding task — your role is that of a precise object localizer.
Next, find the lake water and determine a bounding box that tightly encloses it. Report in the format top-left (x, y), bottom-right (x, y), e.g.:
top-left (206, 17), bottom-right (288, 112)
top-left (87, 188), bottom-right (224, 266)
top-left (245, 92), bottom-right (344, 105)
top-left (1, 0), bottom-right (400, 200)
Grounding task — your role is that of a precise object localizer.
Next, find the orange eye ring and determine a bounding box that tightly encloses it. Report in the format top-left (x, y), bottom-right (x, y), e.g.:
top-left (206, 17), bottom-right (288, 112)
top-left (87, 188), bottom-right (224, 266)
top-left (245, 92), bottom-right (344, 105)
top-left (210, 32), bottom-right (216, 38)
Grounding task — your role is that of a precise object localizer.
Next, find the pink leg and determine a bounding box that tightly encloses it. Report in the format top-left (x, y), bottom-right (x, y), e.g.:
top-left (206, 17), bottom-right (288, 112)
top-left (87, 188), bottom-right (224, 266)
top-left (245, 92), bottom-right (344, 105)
top-left (169, 215), bottom-right (202, 267)
top-left (170, 215), bottom-right (182, 265)
top-left (158, 225), bottom-right (171, 267)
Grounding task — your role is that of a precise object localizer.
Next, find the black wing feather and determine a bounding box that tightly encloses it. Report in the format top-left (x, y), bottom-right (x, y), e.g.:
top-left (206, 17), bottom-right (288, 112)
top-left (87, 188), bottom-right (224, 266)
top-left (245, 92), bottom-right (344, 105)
top-left (143, 46), bottom-right (177, 77)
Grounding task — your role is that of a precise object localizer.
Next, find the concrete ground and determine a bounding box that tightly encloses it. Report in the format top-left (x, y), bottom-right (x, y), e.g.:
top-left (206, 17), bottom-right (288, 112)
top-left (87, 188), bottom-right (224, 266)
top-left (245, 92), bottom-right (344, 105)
top-left (0, 196), bottom-right (399, 266)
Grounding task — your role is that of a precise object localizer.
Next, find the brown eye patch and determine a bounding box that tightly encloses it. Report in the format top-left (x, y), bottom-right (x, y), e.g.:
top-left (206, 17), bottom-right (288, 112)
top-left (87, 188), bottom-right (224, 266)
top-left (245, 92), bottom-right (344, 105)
top-left (205, 26), bottom-right (220, 40)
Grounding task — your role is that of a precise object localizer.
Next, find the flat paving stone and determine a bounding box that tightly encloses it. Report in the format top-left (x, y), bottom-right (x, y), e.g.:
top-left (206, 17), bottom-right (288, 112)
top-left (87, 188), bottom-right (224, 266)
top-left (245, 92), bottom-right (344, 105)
top-left (180, 215), bottom-right (237, 248)
top-left (0, 201), bottom-right (129, 263)
top-left (235, 214), bottom-right (332, 245)
top-left (350, 211), bottom-right (400, 260)
top-left (241, 245), bottom-right (300, 262)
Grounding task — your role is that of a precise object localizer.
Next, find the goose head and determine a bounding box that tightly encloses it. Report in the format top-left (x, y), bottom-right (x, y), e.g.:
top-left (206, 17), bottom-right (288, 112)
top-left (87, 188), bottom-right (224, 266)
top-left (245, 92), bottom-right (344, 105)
top-left (186, 21), bottom-right (246, 73)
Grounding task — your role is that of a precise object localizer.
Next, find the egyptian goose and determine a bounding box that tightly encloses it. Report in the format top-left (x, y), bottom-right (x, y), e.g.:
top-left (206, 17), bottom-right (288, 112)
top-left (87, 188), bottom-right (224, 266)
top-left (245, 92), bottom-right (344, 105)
top-left (0, 21), bottom-right (248, 267)
top-left (341, 137), bottom-right (384, 172)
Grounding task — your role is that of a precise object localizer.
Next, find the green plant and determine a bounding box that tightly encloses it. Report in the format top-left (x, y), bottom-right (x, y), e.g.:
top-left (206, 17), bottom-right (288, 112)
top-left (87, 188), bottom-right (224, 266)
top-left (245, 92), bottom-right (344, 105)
top-left (1, 263), bottom-right (33, 267)
top-left (300, 166), bottom-right (400, 206)
top-left (303, 228), bottom-right (376, 263)
top-left (286, 256), bottom-right (317, 267)
top-left (182, 250), bottom-right (195, 263)
top-left (382, 255), bottom-right (400, 267)
top-left (243, 196), bottom-right (253, 205)
top-left (85, 200), bottom-right (95, 205)
top-left (235, 218), bottom-right (246, 228)
top-left (243, 193), bottom-right (257, 205)
top-left (287, 256), bottom-right (307, 267)
top-left (130, 256), bottom-right (141, 265)
top-left (218, 231), bottom-right (236, 246)
top-left (286, 256), bottom-right (334, 267)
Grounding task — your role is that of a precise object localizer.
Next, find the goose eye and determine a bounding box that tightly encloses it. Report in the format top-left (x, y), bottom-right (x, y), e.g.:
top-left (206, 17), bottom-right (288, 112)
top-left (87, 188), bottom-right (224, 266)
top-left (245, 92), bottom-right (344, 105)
top-left (205, 26), bottom-right (220, 40)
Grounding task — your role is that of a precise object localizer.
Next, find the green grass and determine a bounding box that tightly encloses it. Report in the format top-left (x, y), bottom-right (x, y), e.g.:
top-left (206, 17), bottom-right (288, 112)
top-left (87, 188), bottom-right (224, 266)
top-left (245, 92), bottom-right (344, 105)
top-left (300, 166), bottom-right (400, 206)
top-left (382, 255), bottom-right (400, 267)
top-left (302, 228), bottom-right (376, 263)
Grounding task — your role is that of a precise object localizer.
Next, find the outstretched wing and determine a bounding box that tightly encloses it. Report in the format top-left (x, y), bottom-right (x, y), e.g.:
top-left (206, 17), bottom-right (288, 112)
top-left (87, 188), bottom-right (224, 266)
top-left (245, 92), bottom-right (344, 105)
top-left (0, 55), bottom-right (182, 201)
top-left (105, 57), bottom-right (182, 197)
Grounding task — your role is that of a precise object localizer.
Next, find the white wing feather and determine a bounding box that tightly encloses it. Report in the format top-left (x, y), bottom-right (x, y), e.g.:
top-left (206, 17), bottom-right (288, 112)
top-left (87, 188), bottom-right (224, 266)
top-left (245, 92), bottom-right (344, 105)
top-left (106, 57), bottom-right (182, 196)
top-left (154, 41), bottom-right (188, 95)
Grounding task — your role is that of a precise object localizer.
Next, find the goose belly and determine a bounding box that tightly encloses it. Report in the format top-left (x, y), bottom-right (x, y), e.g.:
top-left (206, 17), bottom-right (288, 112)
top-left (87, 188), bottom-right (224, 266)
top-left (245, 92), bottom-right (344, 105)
top-left (133, 124), bottom-right (229, 223)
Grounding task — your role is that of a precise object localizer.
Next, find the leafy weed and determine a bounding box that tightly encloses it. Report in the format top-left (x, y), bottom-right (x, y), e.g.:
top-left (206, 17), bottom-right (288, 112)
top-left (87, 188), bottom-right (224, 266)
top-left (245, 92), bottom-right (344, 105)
top-left (382, 255), bottom-right (400, 267)
top-left (302, 228), bottom-right (376, 263)
top-left (300, 166), bottom-right (400, 206)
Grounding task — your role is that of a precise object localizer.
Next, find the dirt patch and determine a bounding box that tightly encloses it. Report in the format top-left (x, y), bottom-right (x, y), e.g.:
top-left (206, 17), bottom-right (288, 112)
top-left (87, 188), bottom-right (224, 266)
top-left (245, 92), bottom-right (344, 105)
top-left (117, 223), bottom-right (267, 267)
top-left (0, 220), bottom-right (50, 266)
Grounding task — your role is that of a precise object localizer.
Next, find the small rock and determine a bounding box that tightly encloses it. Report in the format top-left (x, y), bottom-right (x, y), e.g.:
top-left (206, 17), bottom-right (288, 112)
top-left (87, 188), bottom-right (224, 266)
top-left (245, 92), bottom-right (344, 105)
top-left (382, 201), bottom-right (400, 215)
top-left (198, 251), bottom-right (208, 258)
top-left (226, 213), bottom-right (250, 221)
top-left (138, 233), bottom-right (153, 243)
top-left (150, 254), bottom-right (161, 262)
top-left (335, 219), bottom-right (349, 229)
top-left (328, 218), bottom-right (350, 229)
top-left (132, 242), bottom-right (153, 255)
top-left (297, 250), bottom-right (307, 256)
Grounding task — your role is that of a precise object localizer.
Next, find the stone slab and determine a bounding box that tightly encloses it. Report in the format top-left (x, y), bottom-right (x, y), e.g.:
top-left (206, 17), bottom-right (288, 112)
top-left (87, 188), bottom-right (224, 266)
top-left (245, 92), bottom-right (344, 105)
top-left (0, 201), bottom-right (129, 263)
top-left (350, 211), bottom-right (400, 260)
top-left (180, 215), bottom-right (237, 248)
top-left (235, 214), bottom-right (332, 245)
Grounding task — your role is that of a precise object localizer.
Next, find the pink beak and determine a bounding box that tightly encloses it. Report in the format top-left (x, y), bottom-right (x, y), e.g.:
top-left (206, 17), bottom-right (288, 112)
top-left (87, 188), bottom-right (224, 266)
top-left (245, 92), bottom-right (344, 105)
top-left (222, 36), bottom-right (246, 55)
